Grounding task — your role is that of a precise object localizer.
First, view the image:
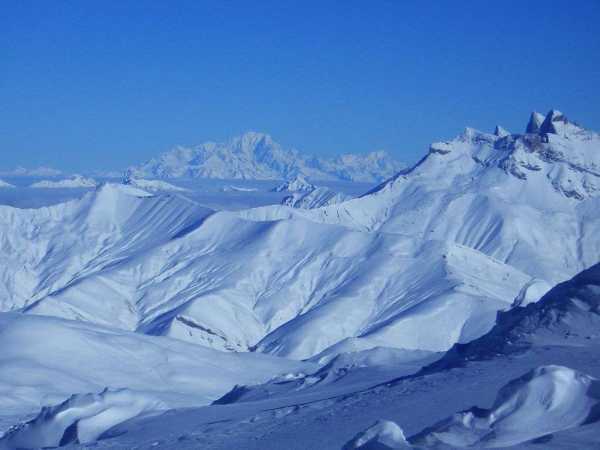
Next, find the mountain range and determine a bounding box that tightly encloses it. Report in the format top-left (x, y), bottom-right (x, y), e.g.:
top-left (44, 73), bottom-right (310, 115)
top-left (0, 109), bottom-right (599, 449)
top-left (126, 131), bottom-right (405, 182)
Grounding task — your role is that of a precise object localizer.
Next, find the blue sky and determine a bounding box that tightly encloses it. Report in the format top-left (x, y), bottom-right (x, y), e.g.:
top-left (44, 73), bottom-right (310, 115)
top-left (1, 0), bottom-right (599, 172)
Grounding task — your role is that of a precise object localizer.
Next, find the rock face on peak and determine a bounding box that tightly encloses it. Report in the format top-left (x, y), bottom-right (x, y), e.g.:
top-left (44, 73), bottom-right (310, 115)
top-left (538, 109), bottom-right (585, 137)
top-left (127, 132), bottom-right (405, 182)
top-left (525, 111), bottom-right (545, 133)
top-left (494, 125), bottom-right (510, 137)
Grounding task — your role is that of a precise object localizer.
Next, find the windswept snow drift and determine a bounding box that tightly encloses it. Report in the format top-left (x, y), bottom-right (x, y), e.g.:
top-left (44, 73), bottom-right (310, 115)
top-left (0, 389), bottom-right (165, 449)
top-left (343, 420), bottom-right (411, 449)
top-left (411, 365), bottom-right (600, 448)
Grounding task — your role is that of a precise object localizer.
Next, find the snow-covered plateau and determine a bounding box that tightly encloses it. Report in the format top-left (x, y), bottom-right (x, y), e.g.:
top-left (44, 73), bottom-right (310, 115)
top-left (0, 109), bottom-right (599, 449)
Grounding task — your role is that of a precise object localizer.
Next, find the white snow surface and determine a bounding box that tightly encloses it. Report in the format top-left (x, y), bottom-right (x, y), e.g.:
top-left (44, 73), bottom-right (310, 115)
top-left (0, 389), bottom-right (165, 449)
top-left (122, 176), bottom-right (189, 192)
top-left (282, 186), bottom-right (352, 209)
top-left (0, 312), bottom-right (313, 419)
top-left (412, 365), bottom-right (600, 448)
top-left (0, 183), bottom-right (537, 359)
top-left (30, 175), bottom-right (97, 189)
top-left (343, 420), bottom-right (411, 449)
top-left (275, 175), bottom-right (352, 208)
top-left (127, 132), bottom-right (405, 182)
top-left (19, 262), bottom-right (598, 450)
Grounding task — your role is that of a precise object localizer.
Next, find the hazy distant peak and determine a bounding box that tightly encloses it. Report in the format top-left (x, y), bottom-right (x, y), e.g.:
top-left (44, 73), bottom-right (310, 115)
top-left (494, 125), bottom-right (510, 137)
top-left (127, 132), bottom-right (405, 182)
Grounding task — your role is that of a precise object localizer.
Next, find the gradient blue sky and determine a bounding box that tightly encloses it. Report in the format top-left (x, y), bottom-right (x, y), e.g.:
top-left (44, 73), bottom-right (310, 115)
top-left (2, 0), bottom-right (599, 172)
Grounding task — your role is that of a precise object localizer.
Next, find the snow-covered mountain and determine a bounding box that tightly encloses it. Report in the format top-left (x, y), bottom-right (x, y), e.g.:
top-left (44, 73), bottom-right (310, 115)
top-left (272, 175), bottom-right (316, 193)
top-left (275, 175), bottom-right (352, 209)
top-left (0, 109), bottom-right (599, 450)
top-left (30, 175), bottom-right (97, 189)
top-left (244, 109), bottom-right (600, 281)
top-left (127, 132), bottom-right (405, 182)
top-left (1, 110), bottom-right (597, 364)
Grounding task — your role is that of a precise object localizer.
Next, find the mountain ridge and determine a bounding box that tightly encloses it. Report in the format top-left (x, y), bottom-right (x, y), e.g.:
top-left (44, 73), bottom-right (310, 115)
top-left (127, 131), bottom-right (405, 182)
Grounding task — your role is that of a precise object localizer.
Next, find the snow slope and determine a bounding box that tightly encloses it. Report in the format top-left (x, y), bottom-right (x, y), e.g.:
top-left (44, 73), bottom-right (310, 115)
top-left (423, 261), bottom-right (600, 371)
top-left (0, 312), bottom-right (313, 420)
top-left (30, 175), bottom-right (97, 189)
top-left (282, 187), bottom-right (351, 209)
top-left (17, 255), bottom-right (600, 450)
top-left (275, 175), bottom-right (352, 208)
top-left (1, 184), bottom-right (537, 358)
top-left (127, 131), bottom-right (405, 182)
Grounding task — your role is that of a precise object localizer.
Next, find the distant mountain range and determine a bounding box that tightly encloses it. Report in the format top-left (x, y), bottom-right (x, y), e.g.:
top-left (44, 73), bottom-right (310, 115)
top-left (126, 131), bottom-right (405, 182)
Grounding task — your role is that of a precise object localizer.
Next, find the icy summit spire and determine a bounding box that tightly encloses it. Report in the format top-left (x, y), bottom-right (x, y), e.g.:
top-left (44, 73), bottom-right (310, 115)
top-left (525, 112), bottom-right (545, 133)
top-left (539, 109), bottom-right (568, 135)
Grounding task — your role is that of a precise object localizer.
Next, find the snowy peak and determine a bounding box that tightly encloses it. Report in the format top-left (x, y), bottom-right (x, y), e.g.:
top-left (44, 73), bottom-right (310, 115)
top-left (128, 132), bottom-right (404, 182)
top-left (525, 109), bottom-right (586, 138)
top-left (30, 175), bottom-right (97, 189)
top-left (494, 125), bottom-right (510, 137)
top-left (273, 175), bottom-right (315, 193)
top-left (539, 109), bottom-right (585, 137)
top-left (525, 111), bottom-right (545, 133)
top-left (416, 110), bottom-right (600, 200)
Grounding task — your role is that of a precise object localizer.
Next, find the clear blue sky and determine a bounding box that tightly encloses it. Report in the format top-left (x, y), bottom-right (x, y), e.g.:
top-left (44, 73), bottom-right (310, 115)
top-left (1, 0), bottom-right (599, 172)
